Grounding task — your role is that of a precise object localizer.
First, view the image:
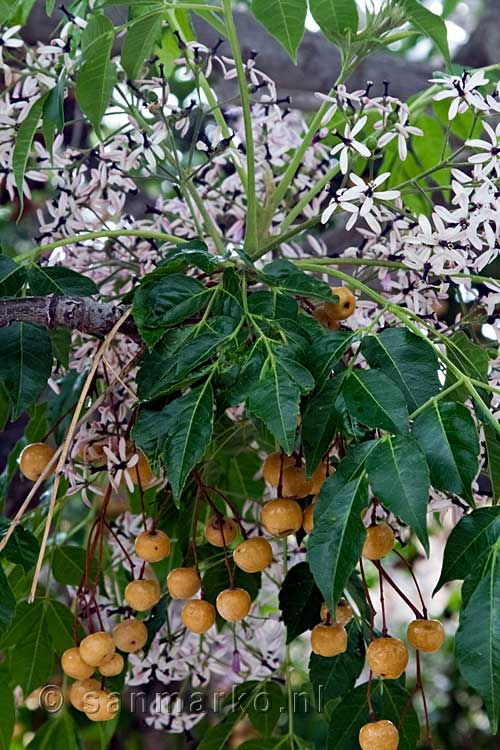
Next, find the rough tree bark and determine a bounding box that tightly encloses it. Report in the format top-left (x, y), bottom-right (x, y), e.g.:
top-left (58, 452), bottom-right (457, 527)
top-left (0, 296), bottom-right (138, 338)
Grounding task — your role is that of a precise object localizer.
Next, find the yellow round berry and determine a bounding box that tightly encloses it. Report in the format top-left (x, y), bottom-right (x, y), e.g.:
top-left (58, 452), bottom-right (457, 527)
top-left (367, 637), bottom-right (409, 679)
top-left (262, 452), bottom-right (295, 486)
top-left (407, 619), bottom-right (445, 653)
top-left (303, 503), bottom-right (315, 534)
top-left (324, 287), bottom-right (356, 321)
top-left (125, 579), bottom-right (161, 611)
top-left (310, 623), bottom-right (348, 657)
top-left (359, 720), bottom-right (399, 750)
top-left (69, 678), bottom-right (101, 712)
top-left (216, 588), bottom-right (251, 621)
top-left (79, 632), bottom-right (115, 668)
top-left (204, 516), bottom-right (237, 547)
top-left (99, 653), bottom-right (125, 677)
top-left (61, 647), bottom-right (94, 680)
top-left (84, 689), bottom-right (120, 722)
top-left (261, 498), bottom-right (303, 537)
top-left (181, 599), bottom-right (216, 634)
top-left (362, 524), bottom-right (395, 561)
top-left (134, 530), bottom-right (171, 562)
top-left (166, 567), bottom-right (201, 599)
top-left (233, 537), bottom-right (273, 573)
top-left (19, 443), bottom-right (55, 482)
top-left (112, 618), bottom-right (148, 653)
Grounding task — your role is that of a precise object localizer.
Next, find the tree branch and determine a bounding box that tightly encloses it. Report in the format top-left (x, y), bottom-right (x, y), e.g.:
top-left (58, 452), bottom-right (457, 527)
top-left (0, 296), bottom-right (138, 339)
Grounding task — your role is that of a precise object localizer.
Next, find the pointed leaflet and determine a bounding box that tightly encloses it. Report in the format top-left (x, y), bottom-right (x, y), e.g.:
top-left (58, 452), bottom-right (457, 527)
top-left (309, 0), bottom-right (358, 43)
top-left (121, 10), bottom-right (163, 80)
top-left (251, 0), bottom-right (307, 62)
top-left (0, 323), bottom-right (53, 420)
top-left (456, 552), bottom-right (500, 732)
top-left (161, 382), bottom-right (214, 502)
top-left (0, 256), bottom-right (26, 297)
top-left (278, 561), bottom-right (323, 642)
top-left (260, 259), bottom-right (334, 301)
top-left (0, 516), bottom-right (39, 572)
top-left (12, 93), bottom-right (47, 213)
top-left (413, 401), bottom-right (479, 501)
top-left (29, 711), bottom-right (79, 750)
top-left (398, 0), bottom-right (451, 67)
top-left (485, 427), bottom-right (500, 504)
top-left (308, 472), bottom-right (368, 612)
top-left (0, 563), bottom-right (15, 637)
top-left (366, 435), bottom-right (430, 554)
top-left (28, 265), bottom-right (98, 296)
top-left (247, 350), bottom-right (313, 454)
top-left (444, 331), bottom-right (490, 403)
top-left (308, 329), bottom-right (356, 385)
top-left (302, 372), bottom-right (345, 475)
top-left (435, 507), bottom-right (500, 591)
top-left (309, 620), bottom-right (365, 705)
top-left (344, 369), bottom-right (409, 434)
top-left (362, 327), bottom-right (441, 411)
top-left (75, 17), bottom-right (117, 136)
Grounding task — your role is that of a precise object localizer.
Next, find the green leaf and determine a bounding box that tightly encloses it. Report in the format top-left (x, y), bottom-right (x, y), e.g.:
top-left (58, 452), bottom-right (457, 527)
top-left (0, 665), bottom-right (14, 750)
top-left (0, 256), bottom-right (26, 297)
top-left (309, 0), bottom-right (358, 43)
top-left (366, 435), bottom-right (430, 554)
top-left (146, 241), bottom-right (223, 277)
top-left (0, 563), bottom-right (15, 638)
top-left (412, 401), bottom-right (479, 501)
top-left (28, 711), bottom-right (78, 750)
top-left (435, 507), bottom-right (500, 591)
top-left (307, 329), bottom-right (356, 385)
top-left (81, 13), bottom-right (114, 52)
top-left (308, 472), bottom-right (368, 612)
top-left (12, 93), bottom-right (47, 213)
top-left (0, 517), bottom-right (39, 572)
top-left (132, 274), bottom-right (211, 347)
top-left (279, 561), bottom-right (323, 642)
top-left (43, 75), bottom-right (65, 135)
top-left (198, 711), bottom-right (241, 750)
top-left (0, 323), bottom-right (53, 420)
top-left (456, 551), bottom-right (500, 732)
top-left (10, 608), bottom-right (52, 694)
top-left (485, 427), bottom-right (500, 504)
top-left (161, 382), bottom-right (214, 501)
top-left (45, 600), bottom-right (82, 654)
top-left (247, 355), bottom-right (303, 454)
top-left (327, 681), bottom-right (419, 750)
top-left (444, 331), bottom-right (490, 403)
top-left (247, 682), bottom-right (284, 736)
top-left (399, 0), bottom-right (451, 67)
top-left (309, 620), bottom-right (365, 704)
top-left (302, 373), bottom-right (345, 475)
top-left (27, 265), bottom-right (98, 296)
top-left (251, 0), bottom-right (306, 62)
top-left (52, 545), bottom-right (98, 586)
top-left (260, 260), bottom-right (334, 301)
top-left (45, 0), bottom-right (56, 14)
top-left (122, 10), bottom-right (163, 80)
top-left (75, 19), bottom-right (117, 137)
top-left (344, 369), bottom-right (409, 435)
top-left (362, 328), bottom-right (441, 411)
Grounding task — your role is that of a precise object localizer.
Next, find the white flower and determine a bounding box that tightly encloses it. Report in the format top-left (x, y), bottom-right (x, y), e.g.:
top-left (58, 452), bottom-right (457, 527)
top-left (330, 115), bottom-right (370, 174)
top-left (466, 121), bottom-right (500, 175)
top-left (376, 105), bottom-right (423, 161)
top-left (0, 26), bottom-right (23, 67)
top-left (432, 70), bottom-right (489, 120)
top-left (339, 172), bottom-right (400, 233)
top-left (103, 438), bottom-right (139, 493)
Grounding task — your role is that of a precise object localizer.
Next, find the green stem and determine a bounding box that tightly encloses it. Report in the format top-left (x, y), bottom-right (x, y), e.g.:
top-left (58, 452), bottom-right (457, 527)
top-left (16, 229), bottom-right (186, 263)
top-left (221, 0), bottom-right (258, 252)
top-left (409, 380), bottom-right (464, 419)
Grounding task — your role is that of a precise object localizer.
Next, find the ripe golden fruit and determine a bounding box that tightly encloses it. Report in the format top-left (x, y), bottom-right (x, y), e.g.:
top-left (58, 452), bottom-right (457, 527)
top-left (167, 567), bottom-right (201, 599)
top-left (281, 464), bottom-right (312, 498)
top-left (69, 678), bottom-right (101, 712)
top-left (362, 524), bottom-right (395, 561)
top-left (262, 452), bottom-right (295, 486)
top-left (313, 304), bottom-right (340, 331)
top-left (310, 462), bottom-right (330, 494)
top-left (79, 632), bottom-right (115, 668)
top-left (234, 537), bottom-right (273, 573)
top-left (367, 637), bottom-right (409, 679)
top-left (131, 450), bottom-right (156, 488)
top-left (135, 529), bottom-right (171, 562)
top-left (181, 599), bottom-right (216, 634)
top-left (359, 720), bottom-right (399, 750)
top-left (335, 601), bottom-right (354, 627)
top-left (84, 689), bottom-right (120, 722)
top-left (216, 588), bottom-right (251, 621)
top-left (113, 618), bottom-right (148, 653)
top-left (61, 647), bottom-right (94, 679)
top-left (262, 498), bottom-right (303, 537)
top-left (125, 579), bottom-right (161, 611)
top-left (303, 503), bottom-right (315, 534)
top-left (310, 623), bottom-right (348, 657)
top-left (99, 653), bottom-right (125, 677)
top-left (325, 287), bottom-right (356, 321)
top-left (407, 619), bottom-right (445, 653)
top-left (19, 443), bottom-right (55, 482)
top-left (204, 516), bottom-right (237, 547)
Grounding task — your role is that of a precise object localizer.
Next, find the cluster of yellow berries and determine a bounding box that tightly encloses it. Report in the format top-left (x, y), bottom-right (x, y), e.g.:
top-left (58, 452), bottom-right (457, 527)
top-left (310, 521), bottom-right (445, 750)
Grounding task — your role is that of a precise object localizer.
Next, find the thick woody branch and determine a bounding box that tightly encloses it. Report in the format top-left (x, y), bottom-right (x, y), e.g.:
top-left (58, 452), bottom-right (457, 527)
top-left (0, 296), bottom-right (138, 339)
